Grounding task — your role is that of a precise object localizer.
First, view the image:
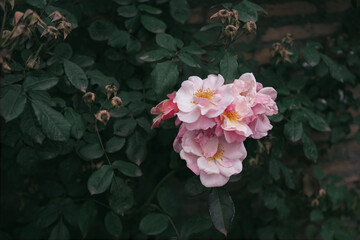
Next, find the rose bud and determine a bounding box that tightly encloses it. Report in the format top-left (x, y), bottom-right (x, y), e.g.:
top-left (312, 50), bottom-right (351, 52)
top-left (111, 96), bottom-right (123, 108)
top-left (150, 91), bottom-right (179, 129)
top-left (105, 84), bottom-right (118, 99)
top-left (83, 92), bottom-right (95, 104)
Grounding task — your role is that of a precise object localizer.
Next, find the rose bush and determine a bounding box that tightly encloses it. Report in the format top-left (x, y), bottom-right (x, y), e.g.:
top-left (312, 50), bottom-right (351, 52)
top-left (1, 0), bottom-right (359, 239)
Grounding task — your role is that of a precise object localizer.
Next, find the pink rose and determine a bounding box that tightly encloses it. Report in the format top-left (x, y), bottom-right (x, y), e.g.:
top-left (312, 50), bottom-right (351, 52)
top-left (174, 74), bottom-right (233, 130)
top-left (150, 92), bottom-right (179, 129)
top-left (179, 129), bottom-right (247, 187)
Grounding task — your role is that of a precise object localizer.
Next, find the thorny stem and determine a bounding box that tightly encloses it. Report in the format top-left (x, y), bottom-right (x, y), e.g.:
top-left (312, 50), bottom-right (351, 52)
top-left (149, 203), bottom-right (180, 239)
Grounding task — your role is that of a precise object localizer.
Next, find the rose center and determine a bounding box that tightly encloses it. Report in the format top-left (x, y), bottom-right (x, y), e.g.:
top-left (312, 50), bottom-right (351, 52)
top-left (194, 88), bottom-right (215, 100)
top-left (223, 109), bottom-right (238, 121)
top-left (209, 144), bottom-right (224, 161)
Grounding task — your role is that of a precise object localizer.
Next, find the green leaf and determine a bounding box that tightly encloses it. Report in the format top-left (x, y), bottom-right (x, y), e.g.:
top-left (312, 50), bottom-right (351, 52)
top-left (71, 54), bottom-right (94, 68)
top-left (220, 53), bottom-right (238, 83)
top-left (208, 188), bottom-right (235, 236)
top-left (45, 6), bottom-right (78, 28)
top-left (234, 0), bottom-right (267, 22)
top-left (49, 221), bottom-right (70, 240)
top-left (184, 176), bottom-right (206, 196)
top-left (126, 131), bottom-right (147, 165)
top-left (180, 215), bottom-right (212, 239)
top-left (17, 147), bottom-right (39, 174)
top-left (79, 143), bottom-right (104, 160)
top-left (87, 165), bottom-right (114, 195)
top-left (303, 46), bottom-right (320, 66)
top-left (139, 213), bottom-right (169, 235)
top-left (117, 5), bottom-right (138, 18)
top-left (1, 86), bottom-right (27, 122)
top-left (280, 165), bottom-right (296, 189)
top-left (156, 33), bottom-right (177, 51)
top-left (64, 108), bottom-right (85, 140)
top-left (78, 201), bottom-right (97, 238)
top-left (63, 59), bottom-right (88, 92)
top-left (139, 4), bottom-right (162, 14)
top-left (20, 106), bottom-right (45, 144)
top-left (169, 0), bottom-right (191, 23)
top-left (87, 70), bottom-right (118, 89)
top-left (113, 118), bottom-right (137, 137)
top-left (25, 0), bottom-right (46, 8)
top-left (105, 137), bottom-right (126, 153)
top-left (23, 76), bottom-right (59, 91)
top-left (36, 202), bottom-right (61, 228)
top-left (310, 209), bottom-right (324, 222)
top-left (31, 100), bottom-right (71, 141)
top-left (269, 158), bottom-right (280, 180)
top-left (157, 186), bottom-right (178, 216)
top-left (113, 0), bottom-right (133, 5)
top-left (108, 30), bottom-right (130, 48)
top-left (302, 134), bottom-right (318, 163)
top-left (112, 160), bottom-right (142, 177)
top-left (304, 110), bottom-right (331, 132)
top-left (140, 15), bottom-right (166, 33)
top-left (108, 177), bottom-right (134, 215)
top-left (151, 60), bottom-right (179, 94)
top-left (137, 48), bottom-right (172, 62)
top-left (104, 212), bottom-right (123, 238)
top-left (88, 19), bottom-right (116, 41)
top-left (178, 52), bottom-right (200, 68)
top-left (181, 44), bottom-right (206, 55)
top-left (284, 121), bottom-right (303, 142)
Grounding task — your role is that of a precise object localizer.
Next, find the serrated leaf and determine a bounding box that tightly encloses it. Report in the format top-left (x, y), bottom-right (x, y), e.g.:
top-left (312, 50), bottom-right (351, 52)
top-left (104, 212), bottom-right (123, 238)
top-left (304, 110), bottom-right (331, 132)
top-left (63, 59), bottom-right (88, 92)
top-left (156, 33), bottom-right (176, 51)
top-left (78, 201), bottom-right (97, 238)
top-left (139, 213), bottom-right (169, 235)
top-left (169, 0), bottom-right (190, 23)
top-left (79, 143), bottom-right (104, 160)
top-left (64, 108), bottom-right (85, 140)
top-left (1, 86), bottom-right (27, 122)
top-left (87, 165), bottom-right (114, 195)
top-left (284, 121), bottom-right (303, 142)
top-left (108, 177), bottom-right (134, 215)
top-left (105, 137), bottom-right (126, 153)
top-left (117, 5), bottom-right (138, 18)
top-left (208, 188), bottom-right (235, 236)
top-left (178, 52), bottom-right (200, 68)
top-left (49, 221), bottom-right (70, 240)
top-left (87, 70), bottom-right (118, 89)
top-left (112, 160), bottom-right (142, 177)
top-left (113, 118), bottom-right (137, 137)
top-left (140, 15), bottom-right (166, 33)
top-left (303, 46), bottom-right (320, 66)
top-left (151, 60), bottom-right (179, 94)
top-left (126, 131), bottom-right (147, 165)
top-left (88, 19), bottom-right (116, 41)
top-left (302, 134), bottom-right (318, 163)
top-left (137, 48), bottom-right (172, 62)
top-left (220, 53), bottom-right (238, 83)
top-left (31, 100), bottom-right (71, 141)
top-left (23, 76), bottom-right (59, 91)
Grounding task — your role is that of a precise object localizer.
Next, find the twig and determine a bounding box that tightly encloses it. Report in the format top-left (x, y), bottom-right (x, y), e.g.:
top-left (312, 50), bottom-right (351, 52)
top-left (149, 203), bottom-right (180, 239)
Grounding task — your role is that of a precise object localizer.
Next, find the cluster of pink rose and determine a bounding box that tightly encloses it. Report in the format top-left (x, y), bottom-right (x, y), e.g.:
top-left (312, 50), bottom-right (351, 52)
top-left (151, 73), bottom-right (278, 187)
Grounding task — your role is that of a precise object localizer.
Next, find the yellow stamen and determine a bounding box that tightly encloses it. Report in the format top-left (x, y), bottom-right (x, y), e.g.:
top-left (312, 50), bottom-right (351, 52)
top-left (209, 144), bottom-right (224, 161)
top-left (223, 110), bottom-right (238, 121)
top-left (194, 88), bottom-right (215, 100)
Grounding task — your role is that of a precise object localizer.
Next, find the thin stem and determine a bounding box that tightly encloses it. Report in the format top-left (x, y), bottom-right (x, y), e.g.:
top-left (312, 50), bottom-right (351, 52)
top-left (1, 3), bottom-right (6, 41)
top-left (94, 121), bottom-right (112, 167)
top-left (1, 24), bottom-right (17, 47)
top-left (149, 203), bottom-right (180, 239)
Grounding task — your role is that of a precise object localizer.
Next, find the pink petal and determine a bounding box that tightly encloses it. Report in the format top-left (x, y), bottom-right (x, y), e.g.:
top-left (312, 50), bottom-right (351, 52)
top-left (199, 172), bottom-right (229, 187)
top-left (180, 150), bottom-right (200, 175)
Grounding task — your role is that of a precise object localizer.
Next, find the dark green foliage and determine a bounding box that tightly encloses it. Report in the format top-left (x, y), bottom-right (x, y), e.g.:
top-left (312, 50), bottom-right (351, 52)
top-left (0, 0), bottom-right (359, 239)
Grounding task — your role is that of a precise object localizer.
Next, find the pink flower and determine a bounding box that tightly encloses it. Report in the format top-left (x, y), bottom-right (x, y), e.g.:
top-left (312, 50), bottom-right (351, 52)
top-left (248, 114), bottom-right (273, 139)
top-left (150, 92), bottom-right (179, 129)
top-left (179, 129), bottom-right (247, 187)
top-left (173, 75), bottom-right (233, 130)
top-left (215, 96), bottom-right (253, 143)
top-left (232, 73), bottom-right (257, 104)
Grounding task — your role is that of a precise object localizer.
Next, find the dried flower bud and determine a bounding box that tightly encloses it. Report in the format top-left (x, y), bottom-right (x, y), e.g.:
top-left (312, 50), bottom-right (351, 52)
top-left (2, 30), bottom-right (11, 39)
top-left (105, 84), bottom-right (118, 99)
top-left (244, 21), bottom-right (257, 34)
top-left (49, 11), bottom-right (64, 22)
top-left (311, 199), bottom-right (319, 207)
top-left (95, 110), bottom-right (110, 125)
top-left (210, 9), bottom-right (231, 24)
top-left (280, 48), bottom-right (293, 63)
top-left (248, 157), bottom-right (258, 166)
top-left (319, 189), bottom-right (326, 198)
top-left (83, 92), bottom-right (95, 104)
top-left (41, 26), bottom-right (59, 39)
top-left (225, 25), bottom-right (238, 40)
top-left (11, 24), bottom-right (25, 39)
top-left (13, 11), bottom-right (24, 25)
top-left (231, 9), bottom-right (238, 21)
top-left (111, 96), bottom-right (123, 108)
top-left (272, 42), bottom-right (282, 54)
top-left (26, 54), bottom-right (40, 69)
top-left (57, 20), bottom-right (72, 39)
top-left (282, 33), bottom-right (294, 47)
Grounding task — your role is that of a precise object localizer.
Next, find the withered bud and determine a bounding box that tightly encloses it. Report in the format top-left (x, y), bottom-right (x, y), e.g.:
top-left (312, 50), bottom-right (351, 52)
top-left (272, 42), bottom-right (282, 53)
top-left (83, 92), bottom-right (96, 104)
top-left (111, 96), bottom-right (123, 108)
top-left (40, 26), bottom-right (59, 39)
top-left (244, 21), bottom-right (257, 34)
top-left (319, 189), bottom-right (326, 198)
top-left (105, 84), bottom-right (118, 99)
top-left (225, 25), bottom-right (238, 40)
top-left (49, 11), bottom-right (64, 22)
top-left (279, 48), bottom-right (293, 63)
top-left (95, 110), bottom-right (110, 125)
top-left (57, 20), bottom-right (72, 39)
top-left (13, 11), bottom-right (24, 25)
top-left (23, 9), bottom-right (34, 20)
top-left (282, 33), bottom-right (294, 47)
top-left (311, 199), bottom-right (319, 207)
top-left (210, 9), bottom-right (231, 24)
top-left (231, 9), bottom-right (238, 21)
top-left (2, 30), bottom-right (11, 39)
top-left (11, 24), bottom-right (25, 39)
top-left (1, 60), bottom-right (11, 72)
top-left (26, 54), bottom-right (40, 69)
top-left (248, 157), bottom-right (258, 167)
